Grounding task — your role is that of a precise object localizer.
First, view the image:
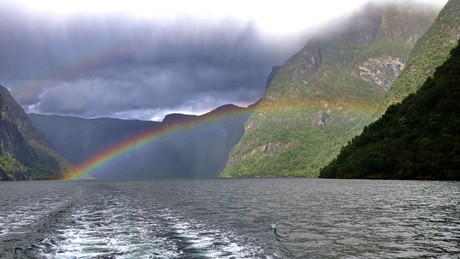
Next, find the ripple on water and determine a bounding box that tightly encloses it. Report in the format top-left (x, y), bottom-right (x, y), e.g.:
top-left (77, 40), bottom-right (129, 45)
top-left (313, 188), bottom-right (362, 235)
top-left (1, 179), bottom-right (459, 258)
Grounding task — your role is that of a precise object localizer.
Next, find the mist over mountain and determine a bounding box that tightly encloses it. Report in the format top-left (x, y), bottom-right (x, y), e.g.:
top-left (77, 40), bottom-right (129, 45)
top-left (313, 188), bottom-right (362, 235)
top-left (221, 1), bottom-right (440, 177)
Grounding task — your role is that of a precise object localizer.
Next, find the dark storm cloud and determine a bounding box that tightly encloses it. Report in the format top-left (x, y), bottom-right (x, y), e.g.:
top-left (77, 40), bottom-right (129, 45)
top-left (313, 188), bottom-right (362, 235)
top-left (0, 4), bottom-right (307, 120)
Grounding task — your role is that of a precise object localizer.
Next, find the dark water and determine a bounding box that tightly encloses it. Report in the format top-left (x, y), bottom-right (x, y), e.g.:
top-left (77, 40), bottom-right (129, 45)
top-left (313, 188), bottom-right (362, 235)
top-left (1, 178), bottom-right (459, 258)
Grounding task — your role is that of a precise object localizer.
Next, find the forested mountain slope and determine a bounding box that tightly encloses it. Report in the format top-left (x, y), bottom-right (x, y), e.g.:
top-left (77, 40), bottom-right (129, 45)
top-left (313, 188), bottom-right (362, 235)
top-left (320, 40), bottom-right (460, 180)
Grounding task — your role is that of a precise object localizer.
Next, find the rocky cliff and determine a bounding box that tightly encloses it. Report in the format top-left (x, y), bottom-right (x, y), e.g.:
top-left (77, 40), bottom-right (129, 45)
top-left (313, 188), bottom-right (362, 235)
top-left (0, 86), bottom-right (72, 180)
top-left (221, 2), bottom-right (440, 177)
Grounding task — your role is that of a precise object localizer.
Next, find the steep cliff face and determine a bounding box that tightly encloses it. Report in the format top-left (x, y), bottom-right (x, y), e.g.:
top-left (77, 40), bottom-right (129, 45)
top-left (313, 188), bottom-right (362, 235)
top-left (381, 0), bottom-right (460, 110)
top-left (0, 94), bottom-right (35, 165)
top-left (355, 55), bottom-right (405, 92)
top-left (221, 2), bottom-right (439, 177)
top-left (265, 66), bottom-right (282, 90)
top-left (0, 86), bottom-right (72, 180)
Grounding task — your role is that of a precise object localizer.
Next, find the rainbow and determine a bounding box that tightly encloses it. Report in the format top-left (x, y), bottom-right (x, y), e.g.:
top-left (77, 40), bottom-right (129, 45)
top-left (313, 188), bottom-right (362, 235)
top-left (60, 105), bottom-right (254, 180)
top-left (60, 101), bottom-right (378, 180)
top-left (9, 33), bottom-right (254, 180)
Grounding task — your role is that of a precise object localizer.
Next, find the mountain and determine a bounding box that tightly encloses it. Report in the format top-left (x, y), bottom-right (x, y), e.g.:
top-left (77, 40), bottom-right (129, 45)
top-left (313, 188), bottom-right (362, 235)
top-left (29, 113), bottom-right (162, 165)
top-left (380, 0), bottom-right (460, 111)
top-left (319, 39), bottom-right (460, 180)
top-left (320, 0), bottom-right (460, 180)
top-left (29, 104), bottom-right (252, 179)
top-left (220, 2), bottom-right (440, 177)
top-left (0, 86), bottom-right (72, 180)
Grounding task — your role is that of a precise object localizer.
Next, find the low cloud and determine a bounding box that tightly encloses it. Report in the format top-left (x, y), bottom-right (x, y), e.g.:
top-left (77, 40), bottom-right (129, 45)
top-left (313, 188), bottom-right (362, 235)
top-left (0, 6), bottom-right (306, 120)
top-left (1, 0), bottom-right (446, 120)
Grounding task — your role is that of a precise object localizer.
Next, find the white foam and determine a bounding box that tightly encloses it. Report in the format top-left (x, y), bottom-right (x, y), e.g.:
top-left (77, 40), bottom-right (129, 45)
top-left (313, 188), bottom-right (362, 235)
top-left (34, 196), bottom-right (264, 258)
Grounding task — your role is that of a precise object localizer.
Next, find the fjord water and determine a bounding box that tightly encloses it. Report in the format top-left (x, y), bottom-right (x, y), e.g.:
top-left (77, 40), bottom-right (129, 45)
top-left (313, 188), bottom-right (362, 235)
top-left (1, 179), bottom-right (459, 258)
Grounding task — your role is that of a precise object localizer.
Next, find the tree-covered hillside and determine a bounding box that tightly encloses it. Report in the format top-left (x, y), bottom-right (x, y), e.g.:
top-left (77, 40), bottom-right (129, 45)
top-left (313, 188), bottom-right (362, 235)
top-left (320, 40), bottom-right (460, 180)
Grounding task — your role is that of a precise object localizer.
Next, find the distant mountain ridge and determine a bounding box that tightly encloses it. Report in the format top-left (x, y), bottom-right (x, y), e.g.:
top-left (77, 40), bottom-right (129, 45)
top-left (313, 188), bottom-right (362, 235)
top-left (221, 2), bottom-right (440, 177)
top-left (0, 86), bottom-right (72, 180)
top-left (30, 104), bottom-right (253, 179)
top-left (29, 113), bottom-right (161, 165)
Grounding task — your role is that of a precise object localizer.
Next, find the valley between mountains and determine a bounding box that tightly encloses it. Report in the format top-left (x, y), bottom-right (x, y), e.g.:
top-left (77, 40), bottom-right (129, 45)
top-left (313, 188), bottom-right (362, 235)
top-left (0, 0), bottom-right (459, 180)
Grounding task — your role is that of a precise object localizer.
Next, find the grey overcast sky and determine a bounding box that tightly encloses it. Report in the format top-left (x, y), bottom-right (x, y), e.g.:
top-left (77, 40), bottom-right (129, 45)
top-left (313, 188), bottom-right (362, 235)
top-left (1, 0), bottom-right (448, 121)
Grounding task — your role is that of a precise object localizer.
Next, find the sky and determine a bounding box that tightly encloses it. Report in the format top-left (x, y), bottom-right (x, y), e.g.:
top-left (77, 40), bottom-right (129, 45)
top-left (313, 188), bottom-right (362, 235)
top-left (0, 0), bottom-right (448, 121)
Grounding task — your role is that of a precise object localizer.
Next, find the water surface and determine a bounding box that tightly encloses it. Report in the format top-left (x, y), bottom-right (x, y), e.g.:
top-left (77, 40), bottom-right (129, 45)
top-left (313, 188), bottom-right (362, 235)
top-left (1, 178), bottom-right (459, 258)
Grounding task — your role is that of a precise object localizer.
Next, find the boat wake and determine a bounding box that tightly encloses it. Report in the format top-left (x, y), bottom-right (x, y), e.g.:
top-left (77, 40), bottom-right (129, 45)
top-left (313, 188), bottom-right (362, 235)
top-left (31, 191), bottom-right (265, 258)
